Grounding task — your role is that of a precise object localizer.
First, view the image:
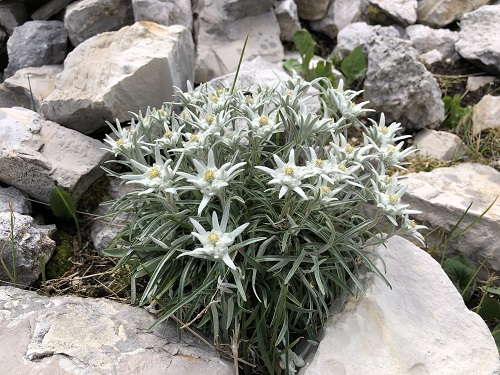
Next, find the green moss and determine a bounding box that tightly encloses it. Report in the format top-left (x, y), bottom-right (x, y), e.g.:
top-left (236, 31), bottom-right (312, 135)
top-left (45, 231), bottom-right (74, 280)
top-left (78, 175), bottom-right (111, 213)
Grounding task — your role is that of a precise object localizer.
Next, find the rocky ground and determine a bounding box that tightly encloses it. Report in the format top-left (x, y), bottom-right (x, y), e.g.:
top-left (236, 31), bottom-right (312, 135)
top-left (0, 0), bottom-right (499, 374)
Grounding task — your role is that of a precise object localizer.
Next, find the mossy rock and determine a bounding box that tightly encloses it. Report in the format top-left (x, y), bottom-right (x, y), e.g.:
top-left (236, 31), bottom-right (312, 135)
top-left (45, 231), bottom-right (74, 280)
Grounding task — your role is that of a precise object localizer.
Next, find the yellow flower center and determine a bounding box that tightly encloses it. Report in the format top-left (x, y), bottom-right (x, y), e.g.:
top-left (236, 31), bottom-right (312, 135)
top-left (216, 88), bottom-right (223, 95)
top-left (245, 96), bottom-right (253, 104)
top-left (164, 130), bottom-right (172, 138)
top-left (345, 144), bottom-right (354, 153)
top-left (409, 219), bottom-right (416, 228)
top-left (158, 109), bottom-right (166, 116)
top-left (284, 166), bottom-right (294, 176)
top-left (116, 139), bottom-right (124, 145)
top-left (389, 194), bottom-right (399, 203)
top-left (321, 185), bottom-right (331, 193)
top-left (381, 126), bottom-right (388, 134)
top-left (126, 129), bottom-right (133, 135)
top-left (387, 145), bottom-right (396, 152)
top-left (148, 167), bottom-right (160, 179)
top-left (190, 134), bottom-right (199, 142)
top-left (315, 159), bottom-right (324, 167)
top-left (205, 114), bottom-right (215, 123)
top-left (338, 164), bottom-right (346, 171)
top-left (385, 176), bottom-right (393, 183)
top-left (208, 232), bottom-right (219, 243)
top-left (203, 169), bottom-right (215, 181)
top-left (183, 112), bottom-right (191, 120)
top-left (259, 116), bottom-right (269, 126)
top-left (210, 94), bottom-right (218, 102)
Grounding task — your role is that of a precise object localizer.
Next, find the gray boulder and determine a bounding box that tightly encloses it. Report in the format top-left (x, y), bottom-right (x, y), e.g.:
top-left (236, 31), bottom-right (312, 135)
top-left (363, 36), bottom-right (444, 130)
top-left (0, 0), bottom-right (28, 35)
top-left (311, 0), bottom-right (369, 39)
top-left (402, 163), bottom-right (500, 274)
top-left (472, 94), bottom-right (500, 136)
top-left (455, 5), bottom-right (500, 75)
top-left (0, 83), bottom-right (31, 108)
top-left (274, 0), bottom-right (301, 42)
top-left (333, 22), bottom-right (401, 60)
top-left (223, 0), bottom-right (275, 19)
top-left (0, 213), bottom-right (56, 287)
top-left (294, 0), bottom-right (330, 20)
top-left (369, 0), bottom-right (417, 26)
top-left (4, 20), bottom-right (67, 79)
top-left (405, 24), bottom-right (459, 64)
top-left (0, 286), bottom-right (233, 374)
top-left (302, 236), bottom-right (500, 375)
top-left (40, 22), bottom-right (195, 134)
top-left (64, 0), bottom-right (134, 47)
top-left (0, 186), bottom-right (31, 214)
top-left (413, 129), bottom-right (464, 161)
top-left (132, 0), bottom-right (192, 31)
top-left (417, 0), bottom-right (490, 27)
top-left (4, 65), bottom-right (63, 110)
top-left (0, 107), bottom-right (110, 204)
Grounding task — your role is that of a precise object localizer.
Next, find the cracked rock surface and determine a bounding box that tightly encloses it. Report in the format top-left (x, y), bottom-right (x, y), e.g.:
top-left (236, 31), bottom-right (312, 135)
top-left (0, 287), bottom-right (232, 375)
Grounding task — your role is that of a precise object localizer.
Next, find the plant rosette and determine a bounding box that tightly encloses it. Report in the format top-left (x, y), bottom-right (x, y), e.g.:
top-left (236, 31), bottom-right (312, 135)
top-left (102, 75), bottom-right (423, 374)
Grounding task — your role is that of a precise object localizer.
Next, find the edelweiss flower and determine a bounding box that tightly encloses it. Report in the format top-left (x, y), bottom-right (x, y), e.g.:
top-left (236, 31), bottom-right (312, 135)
top-left (120, 144), bottom-right (181, 195)
top-left (103, 119), bottom-right (144, 157)
top-left (177, 149), bottom-right (246, 215)
top-left (256, 149), bottom-right (308, 199)
top-left (399, 214), bottom-right (426, 244)
top-left (178, 203), bottom-right (250, 269)
top-left (372, 179), bottom-right (420, 225)
top-left (157, 117), bottom-right (184, 150)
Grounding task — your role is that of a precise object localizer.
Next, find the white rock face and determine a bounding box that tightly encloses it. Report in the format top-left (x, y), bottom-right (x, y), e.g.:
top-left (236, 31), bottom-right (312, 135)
top-left (295, 0), bottom-right (330, 20)
top-left (223, 0), bottom-right (275, 19)
top-left (274, 0), bottom-right (301, 42)
top-left (64, 0), bottom-right (134, 46)
top-left (413, 129), bottom-right (464, 161)
top-left (195, 4), bottom-right (283, 83)
top-left (40, 22), bottom-right (195, 134)
top-left (4, 65), bottom-right (63, 110)
top-left (402, 163), bottom-right (500, 274)
top-left (311, 0), bottom-right (369, 39)
top-left (363, 36), bottom-right (444, 130)
top-left (472, 94), bottom-right (500, 136)
top-left (132, 0), bottom-right (192, 31)
top-left (455, 5), bottom-right (500, 75)
top-left (370, 0), bottom-right (417, 25)
top-left (0, 286), bottom-right (233, 374)
top-left (466, 76), bottom-right (497, 92)
top-left (0, 213), bottom-right (56, 287)
top-left (406, 24), bottom-right (459, 62)
top-left (333, 22), bottom-right (401, 59)
top-left (0, 107), bottom-right (110, 203)
top-left (417, 0), bottom-right (490, 27)
top-left (303, 236), bottom-right (500, 375)
top-left (0, 186), bottom-right (31, 214)
top-left (4, 20), bottom-right (67, 79)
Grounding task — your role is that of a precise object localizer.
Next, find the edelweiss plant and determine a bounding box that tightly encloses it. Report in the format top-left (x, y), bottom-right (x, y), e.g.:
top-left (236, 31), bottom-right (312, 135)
top-left (103, 74), bottom-right (423, 374)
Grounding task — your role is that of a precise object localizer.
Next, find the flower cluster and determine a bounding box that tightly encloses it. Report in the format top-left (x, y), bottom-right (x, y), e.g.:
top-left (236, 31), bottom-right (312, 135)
top-left (103, 76), bottom-right (424, 374)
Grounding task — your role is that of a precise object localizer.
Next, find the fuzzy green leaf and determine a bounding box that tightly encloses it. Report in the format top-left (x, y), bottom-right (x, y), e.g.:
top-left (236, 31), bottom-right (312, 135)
top-left (443, 255), bottom-right (476, 302)
top-left (50, 186), bottom-right (77, 220)
top-left (341, 46), bottom-right (367, 86)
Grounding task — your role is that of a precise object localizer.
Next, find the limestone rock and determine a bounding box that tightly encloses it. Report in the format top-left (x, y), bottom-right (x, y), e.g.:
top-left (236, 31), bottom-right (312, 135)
top-left (333, 22), bottom-right (401, 60)
top-left (4, 65), bottom-right (63, 110)
top-left (0, 83), bottom-right (30, 108)
top-left (466, 76), bottom-right (497, 92)
top-left (417, 0), bottom-right (490, 27)
top-left (406, 24), bottom-right (459, 63)
top-left (369, 0), bottom-right (417, 26)
top-left (0, 1), bottom-right (28, 35)
top-left (303, 236), bottom-right (500, 375)
top-left (0, 107), bottom-right (110, 203)
top-left (40, 22), bottom-right (195, 134)
top-left (295, 0), bottom-right (331, 21)
top-left (455, 5), bottom-right (500, 75)
top-left (4, 20), bottom-right (67, 79)
top-left (224, 0), bottom-right (275, 19)
top-left (0, 286), bottom-right (233, 374)
top-left (363, 36), bottom-right (444, 130)
top-left (31, 0), bottom-right (73, 20)
top-left (472, 94), bottom-right (500, 136)
top-left (65, 0), bottom-right (134, 47)
top-left (132, 0), bottom-right (192, 31)
top-left (274, 0), bottom-right (302, 42)
top-left (310, 0), bottom-right (369, 39)
top-left (413, 129), bottom-right (464, 161)
top-left (0, 186), bottom-right (31, 214)
top-left (89, 177), bottom-right (136, 254)
top-left (0, 214), bottom-right (56, 287)
top-left (402, 163), bottom-right (500, 274)
top-left (194, 3), bottom-right (283, 83)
